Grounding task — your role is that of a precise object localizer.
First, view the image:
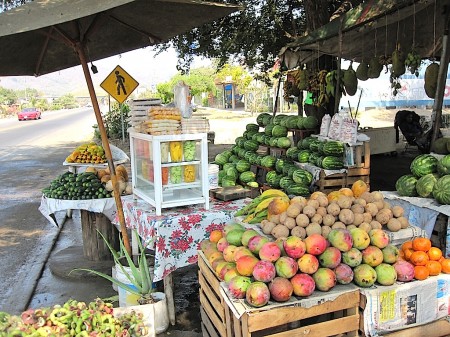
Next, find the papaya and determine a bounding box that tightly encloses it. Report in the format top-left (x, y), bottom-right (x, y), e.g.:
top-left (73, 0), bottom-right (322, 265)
top-left (356, 60), bottom-right (369, 81)
top-left (343, 63), bottom-right (358, 96)
top-left (424, 62), bottom-right (439, 98)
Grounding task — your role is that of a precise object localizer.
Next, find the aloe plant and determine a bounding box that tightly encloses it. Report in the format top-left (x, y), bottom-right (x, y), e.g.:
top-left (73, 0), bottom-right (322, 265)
top-left (71, 230), bottom-right (155, 304)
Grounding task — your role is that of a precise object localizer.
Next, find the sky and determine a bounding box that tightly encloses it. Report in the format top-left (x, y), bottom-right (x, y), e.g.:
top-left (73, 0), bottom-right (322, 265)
top-left (0, 47), bottom-right (212, 97)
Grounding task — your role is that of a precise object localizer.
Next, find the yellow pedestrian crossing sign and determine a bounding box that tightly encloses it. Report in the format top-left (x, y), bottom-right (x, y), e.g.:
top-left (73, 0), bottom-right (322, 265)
top-left (100, 65), bottom-right (139, 103)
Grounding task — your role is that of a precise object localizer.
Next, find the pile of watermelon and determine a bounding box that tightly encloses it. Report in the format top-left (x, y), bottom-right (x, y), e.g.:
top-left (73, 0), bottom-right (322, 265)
top-left (395, 153), bottom-right (450, 204)
top-left (295, 137), bottom-right (345, 170)
top-left (212, 113), bottom-right (324, 197)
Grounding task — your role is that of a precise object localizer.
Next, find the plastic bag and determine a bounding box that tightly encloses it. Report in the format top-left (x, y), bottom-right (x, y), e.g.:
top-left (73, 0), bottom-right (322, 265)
top-left (328, 113), bottom-right (343, 140)
top-left (174, 81), bottom-right (193, 118)
top-left (340, 116), bottom-right (358, 144)
top-left (320, 114), bottom-right (332, 137)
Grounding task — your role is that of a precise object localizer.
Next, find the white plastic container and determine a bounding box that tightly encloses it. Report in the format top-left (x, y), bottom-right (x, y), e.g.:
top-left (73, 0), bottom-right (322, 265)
top-left (208, 164), bottom-right (219, 189)
top-left (116, 264), bottom-right (155, 307)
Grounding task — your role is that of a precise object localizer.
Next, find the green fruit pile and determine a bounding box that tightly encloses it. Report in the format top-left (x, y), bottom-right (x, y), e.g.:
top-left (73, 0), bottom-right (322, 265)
top-left (0, 298), bottom-right (148, 336)
top-left (42, 171), bottom-right (111, 200)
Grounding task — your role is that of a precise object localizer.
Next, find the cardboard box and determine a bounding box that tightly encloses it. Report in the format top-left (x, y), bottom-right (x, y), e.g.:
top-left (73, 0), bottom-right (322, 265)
top-left (360, 274), bottom-right (450, 336)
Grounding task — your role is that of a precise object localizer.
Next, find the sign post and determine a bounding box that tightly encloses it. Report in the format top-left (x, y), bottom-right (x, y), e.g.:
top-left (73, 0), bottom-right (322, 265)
top-left (101, 65), bottom-right (139, 141)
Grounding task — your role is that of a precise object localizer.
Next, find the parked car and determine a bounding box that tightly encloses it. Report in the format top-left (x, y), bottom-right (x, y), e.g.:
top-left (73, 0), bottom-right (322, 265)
top-left (18, 107), bottom-right (42, 121)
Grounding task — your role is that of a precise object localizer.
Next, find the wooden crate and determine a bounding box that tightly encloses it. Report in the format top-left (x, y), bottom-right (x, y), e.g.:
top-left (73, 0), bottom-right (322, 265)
top-left (230, 287), bottom-right (360, 337)
top-left (288, 128), bottom-right (318, 145)
top-left (251, 164), bottom-right (273, 186)
top-left (198, 251), bottom-right (234, 337)
top-left (315, 167), bottom-right (370, 193)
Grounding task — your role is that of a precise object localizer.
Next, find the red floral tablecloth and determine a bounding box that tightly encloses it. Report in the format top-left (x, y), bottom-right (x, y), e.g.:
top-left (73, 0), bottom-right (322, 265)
top-left (114, 195), bottom-right (247, 282)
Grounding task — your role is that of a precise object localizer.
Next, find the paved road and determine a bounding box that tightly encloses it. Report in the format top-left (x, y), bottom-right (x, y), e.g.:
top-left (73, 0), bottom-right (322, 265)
top-left (0, 108), bottom-right (97, 314)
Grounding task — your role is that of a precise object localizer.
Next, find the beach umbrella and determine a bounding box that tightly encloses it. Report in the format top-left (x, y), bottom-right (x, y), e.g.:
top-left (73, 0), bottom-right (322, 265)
top-left (0, 0), bottom-right (240, 253)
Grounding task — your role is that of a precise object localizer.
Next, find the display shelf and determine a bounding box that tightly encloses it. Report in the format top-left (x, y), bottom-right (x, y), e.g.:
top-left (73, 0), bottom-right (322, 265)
top-left (130, 131), bottom-right (209, 215)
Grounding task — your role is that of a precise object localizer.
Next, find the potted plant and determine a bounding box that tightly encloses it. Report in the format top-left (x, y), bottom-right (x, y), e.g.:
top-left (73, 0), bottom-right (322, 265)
top-left (72, 230), bottom-right (169, 335)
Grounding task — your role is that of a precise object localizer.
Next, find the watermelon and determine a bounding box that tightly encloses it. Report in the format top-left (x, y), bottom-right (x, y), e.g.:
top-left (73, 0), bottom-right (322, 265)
top-left (269, 137), bottom-right (279, 147)
top-left (256, 113), bottom-right (269, 126)
top-left (303, 116), bottom-right (319, 129)
top-left (301, 137), bottom-right (314, 149)
top-left (431, 137), bottom-right (450, 154)
top-left (437, 154), bottom-right (450, 176)
top-left (286, 116), bottom-right (299, 129)
top-left (416, 173), bottom-right (438, 198)
top-left (221, 177), bottom-right (236, 187)
top-left (266, 171), bottom-right (282, 188)
top-left (247, 181), bottom-right (259, 188)
top-left (282, 162), bottom-right (295, 175)
top-left (292, 169), bottom-right (313, 185)
top-left (240, 171), bottom-right (256, 183)
top-left (218, 170), bottom-right (226, 184)
top-left (323, 141), bottom-right (345, 156)
top-left (395, 174), bottom-right (418, 197)
top-left (244, 140), bottom-right (259, 152)
top-left (317, 141), bottom-right (326, 155)
top-left (297, 150), bottom-right (311, 163)
top-left (322, 156), bottom-right (344, 170)
top-left (261, 155), bottom-right (277, 168)
top-left (246, 123), bottom-right (259, 132)
top-left (286, 147), bottom-right (300, 160)
top-left (235, 137), bottom-right (245, 148)
top-left (214, 152), bottom-right (230, 166)
top-left (297, 116), bottom-right (305, 129)
top-left (309, 139), bottom-right (321, 152)
top-left (265, 124), bottom-right (275, 136)
top-left (246, 130), bottom-right (258, 140)
top-left (223, 162), bottom-right (235, 172)
top-left (262, 115), bottom-right (273, 126)
top-left (432, 175), bottom-right (450, 204)
top-left (410, 154), bottom-right (438, 177)
top-left (316, 155), bottom-right (325, 167)
top-left (226, 168), bottom-right (238, 181)
top-left (280, 176), bottom-right (295, 190)
top-left (272, 125), bottom-right (288, 137)
top-left (237, 148), bottom-right (247, 158)
top-left (308, 152), bottom-right (319, 165)
top-left (286, 183), bottom-right (310, 197)
top-left (277, 137), bottom-right (292, 149)
top-left (255, 132), bottom-right (266, 144)
top-left (236, 160), bottom-right (251, 173)
top-left (273, 114), bottom-right (288, 125)
top-left (275, 158), bottom-right (288, 173)
top-left (287, 166), bottom-right (298, 178)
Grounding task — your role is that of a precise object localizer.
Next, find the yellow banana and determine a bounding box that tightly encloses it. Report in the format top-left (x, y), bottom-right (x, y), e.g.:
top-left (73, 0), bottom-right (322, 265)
top-left (254, 196), bottom-right (290, 214)
top-left (243, 213), bottom-right (255, 223)
top-left (260, 189), bottom-right (288, 199)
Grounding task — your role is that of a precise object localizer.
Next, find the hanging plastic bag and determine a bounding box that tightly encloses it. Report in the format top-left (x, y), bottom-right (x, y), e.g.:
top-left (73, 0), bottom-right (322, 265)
top-left (174, 81), bottom-right (193, 118)
top-left (340, 116), bottom-right (358, 144)
top-left (320, 114), bottom-right (332, 137)
top-left (328, 113), bottom-right (343, 140)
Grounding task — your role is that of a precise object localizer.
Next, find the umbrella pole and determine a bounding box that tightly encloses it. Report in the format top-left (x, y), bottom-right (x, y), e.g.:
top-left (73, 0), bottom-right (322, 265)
top-left (75, 44), bottom-right (132, 256)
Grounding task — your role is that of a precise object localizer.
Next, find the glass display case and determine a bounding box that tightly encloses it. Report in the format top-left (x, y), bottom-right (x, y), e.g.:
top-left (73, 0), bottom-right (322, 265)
top-left (129, 131), bottom-right (209, 215)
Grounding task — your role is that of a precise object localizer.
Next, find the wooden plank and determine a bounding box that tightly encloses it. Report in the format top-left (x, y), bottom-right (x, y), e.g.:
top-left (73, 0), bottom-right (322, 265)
top-left (200, 292), bottom-right (227, 337)
top-left (198, 273), bottom-right (225, 321)
top-left (198, 252), bottom-right (221, 293)
top-left (258, 315), bottom-right (359, 337)
top-left (246, 291), bottom-right (359, 332)
top-left (347, 167), bottom-right (370, 176)
top-left (201, 307), bottom-right (220, 337)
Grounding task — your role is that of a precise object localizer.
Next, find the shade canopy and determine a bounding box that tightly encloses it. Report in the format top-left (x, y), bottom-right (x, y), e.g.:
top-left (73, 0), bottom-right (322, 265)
top-left (0, 0), bottom-right (240, 76)
top-left (280, 0), bottom-right (448, 67)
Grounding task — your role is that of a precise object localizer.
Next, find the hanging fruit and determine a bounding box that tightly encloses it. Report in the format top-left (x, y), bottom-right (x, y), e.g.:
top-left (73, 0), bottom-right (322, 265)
top-left (391, 44), bottom-right (406, 77)
top-left (424, 62), bottom-right (440, 98)
top-left (368, 56), bottom-right (383, 79)
top-left (343, 63), bottom-right (358, 96)
top-left (356, 60), bottom-right (369, 81)
top-left (405, 49), bottom-right (422, 77)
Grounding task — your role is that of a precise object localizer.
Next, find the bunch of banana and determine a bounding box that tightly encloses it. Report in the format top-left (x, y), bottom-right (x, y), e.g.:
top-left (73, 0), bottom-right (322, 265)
top-left (235, 189), bottom-right (289, 224)
top-left (316, 69), bottom-right (330, 106)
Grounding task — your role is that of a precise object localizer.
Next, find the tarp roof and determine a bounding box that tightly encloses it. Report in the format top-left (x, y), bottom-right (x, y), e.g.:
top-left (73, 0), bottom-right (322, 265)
top-left (280, 0), bottom-right (449, 68)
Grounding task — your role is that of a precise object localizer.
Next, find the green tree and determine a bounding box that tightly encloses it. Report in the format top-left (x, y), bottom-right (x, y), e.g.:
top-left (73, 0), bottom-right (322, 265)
top-left (0, 87), bottom-right (18, 105)
top-left (216, 64), bottom-right (252, 94)
top-left (52, 93), bottom-right (78, 109)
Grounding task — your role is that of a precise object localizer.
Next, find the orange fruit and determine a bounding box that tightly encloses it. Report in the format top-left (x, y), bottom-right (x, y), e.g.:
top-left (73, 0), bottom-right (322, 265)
top-left (398, 249), bottom-right (405, 260)
top-left (401, 241), bottom-right (413, 252)
top-left (428, 247), bottom-right (443, 261)
top-left (441, 258), bottom-right (450, 274)
top-left (404, 248), bottom-right (414, 261)
top-left (209, 230), bottom-right (224, 243)
top-left (414, 265), bottom-right (430, 280)
top-left (426, 260), bottom-right (442, 276)
top-left (410, 251), bottom-right (429, 266)
top-left (412, 237), bottom-right (431, 252)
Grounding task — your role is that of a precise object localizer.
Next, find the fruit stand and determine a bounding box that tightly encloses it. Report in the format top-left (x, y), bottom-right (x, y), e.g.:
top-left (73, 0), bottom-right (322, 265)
top-left (198, 184), bottom-right (450, 337)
